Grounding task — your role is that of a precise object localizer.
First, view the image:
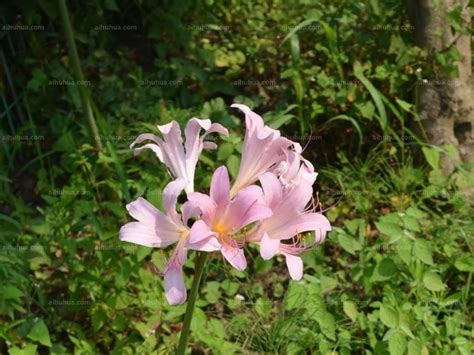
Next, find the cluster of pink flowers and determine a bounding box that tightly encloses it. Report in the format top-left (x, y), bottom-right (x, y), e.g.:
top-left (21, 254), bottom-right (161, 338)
top-left (119, 104), bottom-right (331, 305)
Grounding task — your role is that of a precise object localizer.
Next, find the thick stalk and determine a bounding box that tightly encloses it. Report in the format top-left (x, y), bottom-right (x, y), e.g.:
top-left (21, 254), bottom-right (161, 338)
top-left (176, 252), bottom-right (208, 354)
top-left (58, 0), bottom-right (103, 150)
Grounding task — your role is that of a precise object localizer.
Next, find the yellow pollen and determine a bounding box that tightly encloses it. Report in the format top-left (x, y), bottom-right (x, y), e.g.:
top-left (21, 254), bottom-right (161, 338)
top-left (213, 223), bottom-right (229, 235)
top-left (180, 229), bottom-right (189, 239)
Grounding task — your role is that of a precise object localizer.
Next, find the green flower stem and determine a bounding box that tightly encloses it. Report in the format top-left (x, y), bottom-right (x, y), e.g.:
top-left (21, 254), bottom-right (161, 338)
top-left (176, 252), bottom-right (208, 355)
top-left (58, 0), bottom-right (103, 151)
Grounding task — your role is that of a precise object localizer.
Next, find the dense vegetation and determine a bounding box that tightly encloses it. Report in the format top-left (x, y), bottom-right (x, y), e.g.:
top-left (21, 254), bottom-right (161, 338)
top-left (1, 0), bottom-right (472, 354)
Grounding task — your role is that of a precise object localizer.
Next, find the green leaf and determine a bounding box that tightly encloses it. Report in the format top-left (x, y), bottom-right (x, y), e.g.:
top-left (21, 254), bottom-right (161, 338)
top-left (378, 258), bottom-right (398, 278)
top-left (217, 142), bottom-right (234, 160)
top-left (396, 98), bottom-right (413, 112)
top-left (325, 115), bottom-right (363, 147)
top-left (285, 282), bottom-right (307, 310)
top-left (402, 216), bottom-right (420, 232)
top-left (136, 246), bottom-right (152, 262)
top-left (421, 147), bottom-right (440, 169)
top-left (380, 304), bottom-right (398, 328)
top-left (406, 207), bottom-right (426, 219)
top-left (337, 231), bottom-right (361, 255)
top-left (290, 34), bottom-right (300, 65)
top-left (408, 339), bottom-right (422, 355)
top-left (255, 298), bottom-right (272, 319)
top-left (343, 301), bottom-right (358, 321)
top-left (227, 155), bottom-right (240, 179)
top-left (356, 101), bottom-right (375, 119)
top-left (414, 239), bottom-right (434, 265)
top-left (375, 221), bottom-right (403, 239)
top-left (281, 18), bottom-right (318, 44)
top-left (92, 308), bottom-right (107, 331)
top-left (397, 238), bottom-right (413, 265)
top-left (423, 272), bottom-right (446, 292)
top-left (389, 332), bottom-right (407, 355)
top-left (353, 61), bottom-right (387, 129)
top-left (320, 276), bottom-right (338, 293)
top-left (318, 311), bottom-right (336, 340)
top-left (454, 254), bottom-right (474, 272)
top-left (8, 344), bottom-right (37, 355)
top-left (371, 258), bottom-right (398, 282)
top-left (28, 320), bottom-right (52, 347)
top-left (2, 286), bottom-right (23, 301)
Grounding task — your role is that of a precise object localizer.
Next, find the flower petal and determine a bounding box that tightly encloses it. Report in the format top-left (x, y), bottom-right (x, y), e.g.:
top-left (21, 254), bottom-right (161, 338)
top-left (164, 241), bottom-right (187, 305)
top-left (230, 104), bottom-right (292, 196)
top-left (210, 166), bottom-right (230, 211)
top-left (162, 179), bottom-right (188, 225)
top-left (130, 134), bottom-right (165, 161)
top-left (157, 121), bottom-right (188, 185)
top-left (190, 236), bottom-right (221, 252)
top-left (188, 219), bottom-right (217, 244)
top-left (181, 201), bottom-right (202, 225)
top-left (186, 192), bottom-right (217, 224)
top-left (268, 212), bottom-right (331, 241)
top-left (221, 243), bottom-right (247, 271)
top-left (131, 143), bottom-right (164, 161)
top-left (122, 197), bottom-right (183, 246)
top-left (284, 253), bottom-right (303, 280)
top-left (164, 267), bottom-right (187, 305)
top-left (259, 172), bottom-right (283, 208)
top-left (126, 197), bottom-right (161, 223)
top-left (260, 233), bottom-right (280, 260)
top-left (119, 222), bottom-right (176, 248)
top-left (228, 185), bottom-right (272, 231)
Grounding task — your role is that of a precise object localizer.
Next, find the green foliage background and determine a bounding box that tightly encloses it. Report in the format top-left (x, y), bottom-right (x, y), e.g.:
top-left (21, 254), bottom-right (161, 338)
top-left (0, 0), bottom-right (472, 354)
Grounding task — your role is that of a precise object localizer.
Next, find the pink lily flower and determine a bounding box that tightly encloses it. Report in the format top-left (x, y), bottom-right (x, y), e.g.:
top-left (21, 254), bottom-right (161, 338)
top-left (229, 104), bottom-right (294, 197)
top-left (130, 118), bottom-right (228, 193)
top-left (187, 166), bottom-right (273, 271)
top-left (272, 149), bottom-right (318, 188)
top-left (119, 179), bottom-right (219, 305)
top-left (248, 172), bottom-right (331, 280)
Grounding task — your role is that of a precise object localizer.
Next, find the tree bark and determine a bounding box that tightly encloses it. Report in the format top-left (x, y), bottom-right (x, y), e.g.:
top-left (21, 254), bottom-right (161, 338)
top-left (405, 0), bottom-right (473, 174)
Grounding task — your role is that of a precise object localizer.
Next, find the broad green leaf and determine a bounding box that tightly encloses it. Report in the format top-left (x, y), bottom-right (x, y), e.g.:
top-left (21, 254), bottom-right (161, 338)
top-left (217, 142), bottom-right (234, 160)
top-left (8, 344), bottom-right (37, 355)
top-left (227, 155), bottom-right (240, 179)
top-left (389, 332), bottom-right (407, 355)
top-left (402, 215), bottom-right (420, 232)
top-left (372, 258), bottom-right (398, 282)
top-left (356, 101), bottom-right (375, 119)
top-left (136, 246), bottom-right (152, 262)
top-left (318, 311), bottom-right (336, 340)
top-left (406, 207), bottom-right (426, 219)
top-left (376, 221), bottom-right (403, 239)
top-left (380, 304), bottom-right (398, 328)
top-left (255, 298), bottom-right (272, 319)
top-left (414, 239), bottom-right (434, 265)
top-left (337, 232), bottom-right (361, 255)
top-left (343, 301), bottom-right (358, 321)
top-left (285, 282), bottom-right (307, 310)
top-left (423, 272), bottom-right (446, 292)
top-left (421, 147), bottom-right (440, 169)
top-left (454, 254), bottom-right (474, 272)
top-left (320, 276), bottom-right (338, 293)
top-left (27, 320), bottom-right (52, 347)
top-left (408, 339), bottom-right (422, 355)
top-left (397, 238), bottom-right (413, 265)
top-left (92, 308), bottom-right (107, 331)
top-left (2, 286), bottom-right (23, 301)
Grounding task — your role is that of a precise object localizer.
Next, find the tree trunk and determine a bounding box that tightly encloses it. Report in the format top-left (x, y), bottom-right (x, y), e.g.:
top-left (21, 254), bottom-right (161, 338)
top-left (405, 0), bottom-right (473, 174)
